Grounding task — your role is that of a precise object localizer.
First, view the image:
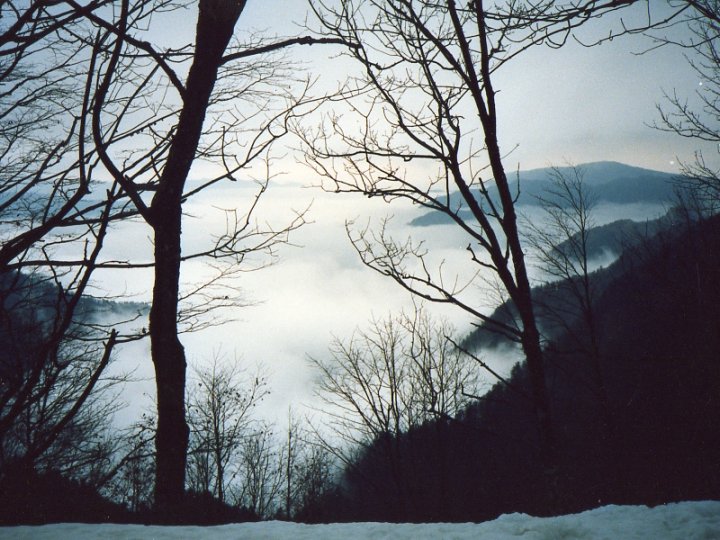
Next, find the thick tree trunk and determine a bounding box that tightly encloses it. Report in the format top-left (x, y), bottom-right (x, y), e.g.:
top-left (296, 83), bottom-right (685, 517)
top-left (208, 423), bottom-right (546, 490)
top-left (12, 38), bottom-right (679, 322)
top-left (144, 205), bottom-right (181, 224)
top-left (495, 180), bottom-right (559, 506)
top-left (150, 0), bottom-right (245, 515)
top-left (150, 211), bottom-right (188, 514)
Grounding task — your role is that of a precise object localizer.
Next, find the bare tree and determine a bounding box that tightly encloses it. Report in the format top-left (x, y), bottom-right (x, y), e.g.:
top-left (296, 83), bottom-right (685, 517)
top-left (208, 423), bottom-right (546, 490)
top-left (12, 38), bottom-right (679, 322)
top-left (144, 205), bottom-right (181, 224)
top-left (296, 1), bottom-right (664, 487)
top-left (235, 422), bottom-right (282, 519)
top-left (0, 1), bottom-right (115, 272)
top-left (525, 165), bottom-right (613, 437)
top-left (1, 0), bottom-right (332, 516)
top-left (312, 307), bottom-right (476, 447)
top-left (0, 1), bottom-right (153, 483)
top-left (102, 411), bottom-right (157, 513)
top-left (309, 305), bottom-right (477, 515)
top-left (186, 354), bottom-right (268, 503)
top-left (115, 448), bottom-right (155, 513)
top-left (279, 408), bottom-right (300, 520)
top-left (527, 169), bottom-right (601, 367)
top-left (276, 408), bottom-right (335, 520)
top-left (291, 439), bottom-right (334, 521)
top-left (83, 0), bottom-right (358, 513)
top-left (654, 1), bottom-right (720, 210)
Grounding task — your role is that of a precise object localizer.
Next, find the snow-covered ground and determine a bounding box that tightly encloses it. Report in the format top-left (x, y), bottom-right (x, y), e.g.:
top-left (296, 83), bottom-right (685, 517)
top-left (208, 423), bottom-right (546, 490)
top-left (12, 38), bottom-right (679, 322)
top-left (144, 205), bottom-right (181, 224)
top-left (2, 501), bottom-right (719, 539)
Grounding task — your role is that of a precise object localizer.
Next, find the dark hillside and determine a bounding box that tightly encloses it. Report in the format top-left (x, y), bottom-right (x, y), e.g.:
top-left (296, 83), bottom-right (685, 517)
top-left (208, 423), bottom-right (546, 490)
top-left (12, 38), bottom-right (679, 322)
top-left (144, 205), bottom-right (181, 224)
top-left (463, 207), bottom-right (685, 351)
top-left (549, 212), bottom-right (720, 506)
top-left (0, 271), bottom-right (147, 378)
top-left (317, 213), bottom-right (720, 522)
top-left (0, 273), bottom-right (149, 523)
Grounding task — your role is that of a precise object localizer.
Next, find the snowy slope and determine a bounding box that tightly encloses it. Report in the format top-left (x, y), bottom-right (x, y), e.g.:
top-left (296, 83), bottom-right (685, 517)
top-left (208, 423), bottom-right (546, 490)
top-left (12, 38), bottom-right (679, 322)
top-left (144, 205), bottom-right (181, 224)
top-left (2, 501), bottom-right (719, 539)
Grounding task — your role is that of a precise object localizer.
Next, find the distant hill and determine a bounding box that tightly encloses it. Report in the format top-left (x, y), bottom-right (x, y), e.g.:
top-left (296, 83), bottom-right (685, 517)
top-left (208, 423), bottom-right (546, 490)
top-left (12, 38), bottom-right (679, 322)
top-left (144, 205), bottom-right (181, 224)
top-left (410, 161), bottom-right (678, 227)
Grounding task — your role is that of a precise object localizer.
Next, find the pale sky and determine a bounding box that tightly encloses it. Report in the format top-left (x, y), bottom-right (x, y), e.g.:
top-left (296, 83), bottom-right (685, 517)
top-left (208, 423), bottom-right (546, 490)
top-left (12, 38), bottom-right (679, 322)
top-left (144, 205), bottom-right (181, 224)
top-left (250, 1), bottom-right (717, 173)
top-left (158, 1), bottom-right (718, 174)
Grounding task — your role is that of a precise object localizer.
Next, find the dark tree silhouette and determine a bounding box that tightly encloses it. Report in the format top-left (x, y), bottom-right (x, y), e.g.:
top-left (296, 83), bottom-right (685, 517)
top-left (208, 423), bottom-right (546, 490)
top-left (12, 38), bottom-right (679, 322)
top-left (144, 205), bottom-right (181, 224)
top-left (297, 0), bottom-right (659, 500)
top-left (0, 1), bottom-right (151, 488)
top-left (88, 0), bottom-right (353, 514)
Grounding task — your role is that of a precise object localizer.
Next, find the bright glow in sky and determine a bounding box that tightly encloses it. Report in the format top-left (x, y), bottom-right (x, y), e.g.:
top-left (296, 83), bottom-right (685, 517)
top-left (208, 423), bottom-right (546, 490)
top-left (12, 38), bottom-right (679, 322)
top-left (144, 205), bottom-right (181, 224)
top-left (158, 2), bottom-right (720, 174)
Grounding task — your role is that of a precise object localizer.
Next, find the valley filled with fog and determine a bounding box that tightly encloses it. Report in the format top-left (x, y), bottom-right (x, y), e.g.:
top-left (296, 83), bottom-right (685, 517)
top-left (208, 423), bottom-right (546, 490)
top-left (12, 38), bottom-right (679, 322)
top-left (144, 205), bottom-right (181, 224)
top-left (98, 165), bottom-right (668, 427)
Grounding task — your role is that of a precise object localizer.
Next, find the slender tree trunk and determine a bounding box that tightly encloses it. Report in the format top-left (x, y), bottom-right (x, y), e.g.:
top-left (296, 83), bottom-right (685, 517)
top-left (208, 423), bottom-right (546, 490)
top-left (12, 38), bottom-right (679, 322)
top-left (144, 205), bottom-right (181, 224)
top-left (485, 130), bottom-right (559, 505)
top-left (501, 200), bottom-right (560, 508)
top-left (150, 0), bottom-right (244, 515)
top-left (518, 307), bottom-right (557, 469)
top-left (466, 0), bottom-right (558, 487)
top-left (500, 192), bottom-right (559, 504)
top-left (285, 422), bottom-right (292, 519)
top-left (215, 441), bottom-right (225, 502)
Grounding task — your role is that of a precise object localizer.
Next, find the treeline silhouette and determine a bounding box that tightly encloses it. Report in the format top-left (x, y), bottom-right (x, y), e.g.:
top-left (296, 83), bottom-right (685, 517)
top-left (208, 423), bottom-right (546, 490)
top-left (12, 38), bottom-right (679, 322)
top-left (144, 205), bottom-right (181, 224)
top-left (0, 467), bottom-right (259, 525)
top-left (308, 211), bottom-right (720, 522)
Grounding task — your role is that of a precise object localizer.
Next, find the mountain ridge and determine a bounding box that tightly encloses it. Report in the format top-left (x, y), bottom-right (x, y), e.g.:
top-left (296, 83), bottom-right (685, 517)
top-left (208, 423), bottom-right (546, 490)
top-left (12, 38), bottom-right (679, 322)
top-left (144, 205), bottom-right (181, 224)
top-left (410, 161), bottom-right (678, 227)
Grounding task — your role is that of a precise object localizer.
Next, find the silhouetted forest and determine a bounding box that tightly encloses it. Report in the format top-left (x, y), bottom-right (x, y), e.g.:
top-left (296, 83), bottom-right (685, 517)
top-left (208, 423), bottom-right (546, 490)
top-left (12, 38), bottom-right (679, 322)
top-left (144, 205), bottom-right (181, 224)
top-left (302, 210), bottom-right (720, 523)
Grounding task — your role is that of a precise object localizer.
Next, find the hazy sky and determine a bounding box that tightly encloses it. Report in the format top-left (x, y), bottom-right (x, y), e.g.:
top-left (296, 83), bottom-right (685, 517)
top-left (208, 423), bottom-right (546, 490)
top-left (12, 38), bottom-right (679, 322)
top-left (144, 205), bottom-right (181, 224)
top-left (104, 1), bottom-right (719, 425)
top-left (247, 1), bottom-right (717, 172)
top-left (157, 1), bottom-right (718, 173)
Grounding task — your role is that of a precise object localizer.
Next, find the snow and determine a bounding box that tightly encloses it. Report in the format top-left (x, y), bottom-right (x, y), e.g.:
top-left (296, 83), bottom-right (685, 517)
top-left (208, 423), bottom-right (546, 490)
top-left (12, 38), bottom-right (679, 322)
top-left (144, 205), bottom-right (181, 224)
top-left (2, 501), bottom-right (719, 540)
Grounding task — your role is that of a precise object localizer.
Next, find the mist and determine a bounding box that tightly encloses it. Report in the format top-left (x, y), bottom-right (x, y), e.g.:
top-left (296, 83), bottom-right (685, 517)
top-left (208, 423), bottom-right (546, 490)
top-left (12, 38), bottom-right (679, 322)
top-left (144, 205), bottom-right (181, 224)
top-left (90, 173), bottom-right (669, 429)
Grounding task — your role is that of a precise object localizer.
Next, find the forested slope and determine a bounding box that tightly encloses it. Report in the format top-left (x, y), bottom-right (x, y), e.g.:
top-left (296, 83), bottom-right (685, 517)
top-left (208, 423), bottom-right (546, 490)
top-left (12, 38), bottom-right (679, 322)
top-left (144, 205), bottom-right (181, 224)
top-left (315, 213), bottom-right (720, 523)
